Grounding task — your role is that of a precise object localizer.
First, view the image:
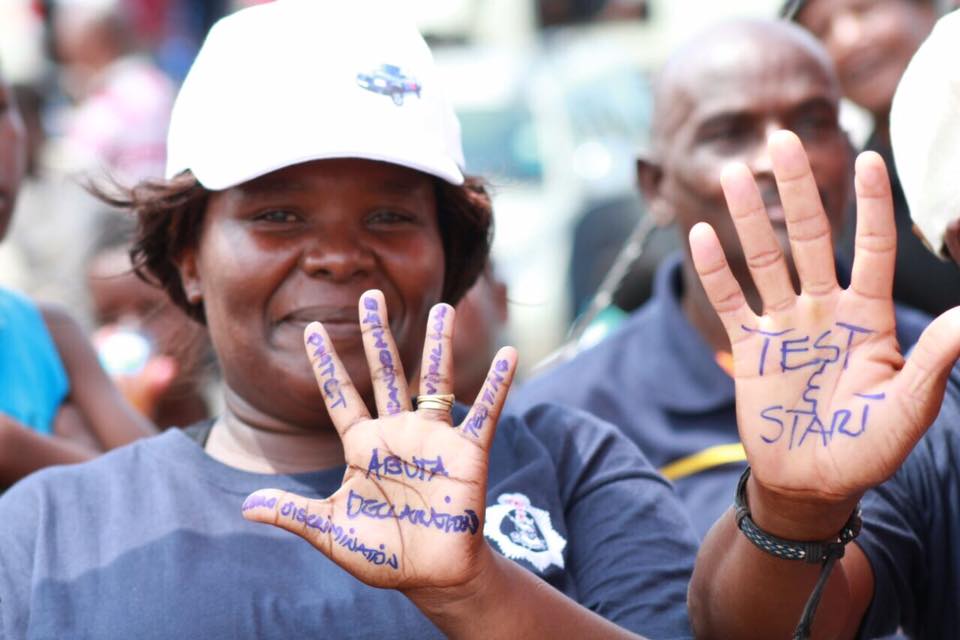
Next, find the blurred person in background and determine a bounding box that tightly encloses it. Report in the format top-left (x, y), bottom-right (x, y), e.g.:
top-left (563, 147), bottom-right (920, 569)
top-left (0, 78), bottom-right (101, 311)
top-left (87, 212), bottom-right (214, 429)
top-left (785, 0), bottom-right (960, 316)
top-left (0, 0), bottom-right (177, 312)
top-left (567, 194), bottom-right (679, 326)
top-left (51, 0), bottom-right (175, 184)
top-left (407, 260), bottom-right (509, 401)
top-left (0, 59), bottom-right (154, 489)
top-left (511, 17), bottom-right (931, 537)
top-left (537, 0), bottom-right (649, 28)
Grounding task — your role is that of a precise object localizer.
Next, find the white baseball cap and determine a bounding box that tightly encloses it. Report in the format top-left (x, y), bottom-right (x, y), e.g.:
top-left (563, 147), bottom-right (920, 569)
top-left (165, 0), bottom-right (465, 190)
top-left (890, 9), bottom-right (960, 258)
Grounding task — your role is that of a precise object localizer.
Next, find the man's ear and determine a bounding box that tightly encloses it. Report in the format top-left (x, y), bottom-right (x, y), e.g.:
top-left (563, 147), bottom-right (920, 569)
top-left (175, 247), bottom-right (204, 305)
top-left (636, 155), bottom-right (674, 227)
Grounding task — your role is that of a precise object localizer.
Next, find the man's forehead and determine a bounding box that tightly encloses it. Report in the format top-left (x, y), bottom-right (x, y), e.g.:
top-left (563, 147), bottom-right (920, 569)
top-left (683, 53), bottom-right (835, 109)
top-left (675, 29), bottom-right (832, 92)
top-left (655, 23), bottom-right (838, 136)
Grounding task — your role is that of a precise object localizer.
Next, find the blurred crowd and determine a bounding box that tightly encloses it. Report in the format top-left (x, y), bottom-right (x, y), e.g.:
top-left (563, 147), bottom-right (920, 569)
top-left (3, 0), bottom-right (960, 636)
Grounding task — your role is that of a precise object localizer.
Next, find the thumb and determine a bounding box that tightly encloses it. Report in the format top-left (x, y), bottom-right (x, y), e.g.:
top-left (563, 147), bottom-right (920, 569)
top-left (243, 489), bottom-right (402, 578)
top-left (242, 489), bottom-right (340, 552)
top-left (893, 306), bottom-right (960, 430)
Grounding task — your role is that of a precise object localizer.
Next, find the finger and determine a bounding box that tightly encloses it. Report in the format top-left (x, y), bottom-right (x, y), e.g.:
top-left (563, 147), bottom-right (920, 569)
top-left (459, 346), bottom-right (517, 450)
top-left (417, 303), bottom-right (456, 424)
top-left (769, 130), bottom-right (840, 297)
top-left (849, 151), bottom-right (897, 301)
top-left (688, 222), bottom-right (757, 345)
top-left (241, 489), bottom-right (400, 572)
top-left (304, 322), bottom-right (370, 435)
top-left (721, 162), bottom-right (796, 313)
top-left (358, 290), bottom-right (411, 417)
top-left (893, 307), bottom-right (960, 438)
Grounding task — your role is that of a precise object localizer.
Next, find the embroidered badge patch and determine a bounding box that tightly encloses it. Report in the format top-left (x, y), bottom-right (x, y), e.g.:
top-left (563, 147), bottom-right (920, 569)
top-left (356, 63), bottom-right (422, 105)
top-left (484, 493), bottom-right (566, 571)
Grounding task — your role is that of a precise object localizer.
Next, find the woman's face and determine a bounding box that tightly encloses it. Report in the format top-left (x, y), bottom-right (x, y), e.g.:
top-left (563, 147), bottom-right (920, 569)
top-left (797, 0), bottom-right (936, 117)
top-left (180, 158), bottom-right (445, 429)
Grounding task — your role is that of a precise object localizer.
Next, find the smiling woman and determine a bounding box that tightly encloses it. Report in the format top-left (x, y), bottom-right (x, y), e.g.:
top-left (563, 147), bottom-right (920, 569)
top-left (0, 1), bottom-right (698, 639)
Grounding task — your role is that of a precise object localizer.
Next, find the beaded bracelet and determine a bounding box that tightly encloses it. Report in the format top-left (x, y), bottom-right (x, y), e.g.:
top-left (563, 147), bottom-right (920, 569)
top-left (733, 466), bottom-right (862, 640)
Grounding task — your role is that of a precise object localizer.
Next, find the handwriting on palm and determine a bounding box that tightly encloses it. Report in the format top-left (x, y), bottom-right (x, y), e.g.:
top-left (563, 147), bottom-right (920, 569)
top-left (242, 289), bottom-right (517, 589)
top-left (690, 131), bottom-right (960, 503)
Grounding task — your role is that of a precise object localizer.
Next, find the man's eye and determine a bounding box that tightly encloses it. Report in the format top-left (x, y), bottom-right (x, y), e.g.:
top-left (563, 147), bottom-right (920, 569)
top-left (699, 120), bottom-right (753, 147)
top-left (793, 112), bottom-right (838, 138)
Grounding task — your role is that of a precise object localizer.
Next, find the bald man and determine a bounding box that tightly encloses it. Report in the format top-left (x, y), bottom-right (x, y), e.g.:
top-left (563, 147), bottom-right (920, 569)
top-left (511, 18), bottom-right (930, 537)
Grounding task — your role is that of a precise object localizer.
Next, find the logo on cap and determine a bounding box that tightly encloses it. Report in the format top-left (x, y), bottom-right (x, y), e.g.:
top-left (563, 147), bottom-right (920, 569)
top-left (356, 64), bottom-right (422, 106)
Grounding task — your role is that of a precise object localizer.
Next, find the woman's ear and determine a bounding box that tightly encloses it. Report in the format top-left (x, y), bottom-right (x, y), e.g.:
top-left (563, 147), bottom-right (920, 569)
top-left (175, 247), bottom-right (204, 305)
top-left (636, 155), bottom-right (674, 227)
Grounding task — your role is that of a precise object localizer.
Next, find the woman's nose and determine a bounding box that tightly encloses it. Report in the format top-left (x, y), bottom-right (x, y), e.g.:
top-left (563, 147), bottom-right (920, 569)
top-left (299, 234), bottom-right (376, 281)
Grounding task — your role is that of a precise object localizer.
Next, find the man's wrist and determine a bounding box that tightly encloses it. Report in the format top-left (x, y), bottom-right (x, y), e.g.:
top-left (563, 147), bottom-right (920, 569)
top-left (746, 474), bottom-right (862, 541)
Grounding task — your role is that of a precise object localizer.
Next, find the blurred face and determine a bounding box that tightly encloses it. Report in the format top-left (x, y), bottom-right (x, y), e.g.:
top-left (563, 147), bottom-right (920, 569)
top-left (450, 268), bottom-right (507, 400)
top-left (645, 31), bottom-right (850, 285)
top-left (797, 0), bottom-right (936, 116)
top-left (0, 80), bottom-right (26, 240)
top-left (180, 159), bottom-right (444, 429)
top-left (88, 247), bottom-right (194, 358)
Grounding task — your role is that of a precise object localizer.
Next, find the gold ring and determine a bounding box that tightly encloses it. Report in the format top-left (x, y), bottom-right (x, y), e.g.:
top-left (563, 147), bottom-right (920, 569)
top-left (417, 393), bottom-right (455, 412)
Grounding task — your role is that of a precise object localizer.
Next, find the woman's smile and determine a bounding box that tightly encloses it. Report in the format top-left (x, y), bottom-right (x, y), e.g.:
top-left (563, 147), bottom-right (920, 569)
top-left (183, 158), bottom-right (444, 429)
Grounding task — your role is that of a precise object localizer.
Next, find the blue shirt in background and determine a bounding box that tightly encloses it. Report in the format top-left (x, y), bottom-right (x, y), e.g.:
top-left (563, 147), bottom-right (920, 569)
top-left (512, 254), bottom-right (931, 537)
top-left (0, 403), bottom-right (697, 639)
top-left (0, 289), bottom-right (68, 435)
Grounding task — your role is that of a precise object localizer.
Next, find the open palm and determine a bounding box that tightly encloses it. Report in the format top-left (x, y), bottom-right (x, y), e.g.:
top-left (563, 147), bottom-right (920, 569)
top-left (689, 131), bottom-right (960, 505)
top-left (241, 289), bottom-right (517, 589)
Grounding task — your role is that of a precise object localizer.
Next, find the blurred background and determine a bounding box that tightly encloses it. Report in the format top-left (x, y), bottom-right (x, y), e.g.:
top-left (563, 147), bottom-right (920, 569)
top-left (0, 0), bottom-right (806, 380)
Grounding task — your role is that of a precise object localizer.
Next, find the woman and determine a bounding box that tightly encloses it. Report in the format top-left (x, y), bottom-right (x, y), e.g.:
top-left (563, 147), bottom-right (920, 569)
top-left (0, 2), bottom-right (697, 638)
top-left (785, 0), bottom-right (960, 317)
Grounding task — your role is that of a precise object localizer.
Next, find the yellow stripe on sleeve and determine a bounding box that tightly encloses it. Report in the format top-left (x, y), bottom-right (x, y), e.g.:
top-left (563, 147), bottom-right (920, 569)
top-left (659, 443), bottom-right (747, 481)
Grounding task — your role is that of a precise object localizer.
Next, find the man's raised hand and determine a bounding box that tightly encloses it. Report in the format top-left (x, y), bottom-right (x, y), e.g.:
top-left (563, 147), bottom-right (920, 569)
top-left (689, 130), bottom-right (960, 517)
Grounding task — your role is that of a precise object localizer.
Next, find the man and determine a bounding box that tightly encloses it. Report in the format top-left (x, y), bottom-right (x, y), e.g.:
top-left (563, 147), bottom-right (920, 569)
top-left (511, 18), bottom-right (930, 537)
top-left (785, 0), bottom-right (960, 316)
top-left (688, 9), bottom-right (960, 638)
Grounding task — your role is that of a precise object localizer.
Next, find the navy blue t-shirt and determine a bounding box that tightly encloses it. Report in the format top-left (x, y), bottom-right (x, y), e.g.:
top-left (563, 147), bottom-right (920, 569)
top-left (856, 364), bottom-right (960, 638)
top-left (512, 254), bottom-right (931, 537)
top-left (0, 403), bottom-right (697, 639)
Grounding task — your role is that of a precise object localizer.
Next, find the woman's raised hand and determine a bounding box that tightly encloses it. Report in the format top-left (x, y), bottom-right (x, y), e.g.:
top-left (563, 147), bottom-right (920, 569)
top-left (690, 130), bottom-right (960, 521)
top-left (240, 289), bottom-right (517, 590)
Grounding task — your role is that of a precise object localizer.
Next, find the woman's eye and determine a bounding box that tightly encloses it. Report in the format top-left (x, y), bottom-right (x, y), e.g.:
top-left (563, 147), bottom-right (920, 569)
top-left (254, 210), bottom-right (300, 224)
top-left (367, 210), bottom-right (416, 225)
